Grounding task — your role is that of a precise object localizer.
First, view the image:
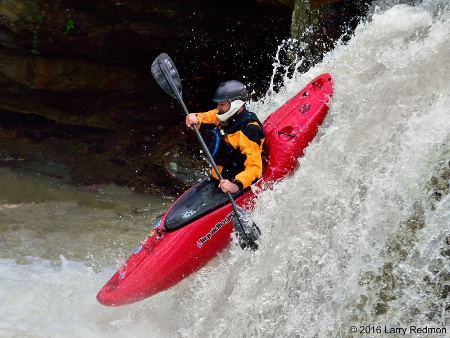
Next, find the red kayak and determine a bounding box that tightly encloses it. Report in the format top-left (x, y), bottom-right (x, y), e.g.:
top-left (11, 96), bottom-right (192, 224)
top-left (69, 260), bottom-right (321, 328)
top-left (97, 73), bottom-right (333, 306)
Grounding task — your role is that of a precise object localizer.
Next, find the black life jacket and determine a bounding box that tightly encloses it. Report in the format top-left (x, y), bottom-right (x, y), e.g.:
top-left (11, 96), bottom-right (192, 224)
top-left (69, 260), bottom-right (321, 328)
top-left (203, 110), bottom-right (264, 180)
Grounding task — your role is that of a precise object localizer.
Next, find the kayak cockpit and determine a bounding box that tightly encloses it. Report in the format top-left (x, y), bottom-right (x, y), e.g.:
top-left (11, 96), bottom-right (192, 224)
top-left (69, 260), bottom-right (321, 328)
top-left (163, 178), bottom-right (245, 231)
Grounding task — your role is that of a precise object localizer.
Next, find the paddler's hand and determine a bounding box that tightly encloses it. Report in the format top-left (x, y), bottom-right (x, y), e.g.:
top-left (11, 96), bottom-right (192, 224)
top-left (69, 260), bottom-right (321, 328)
top-left (186, 113), bottom-right (199, 128)
top-left (219, 179), bottom-right (239, 194)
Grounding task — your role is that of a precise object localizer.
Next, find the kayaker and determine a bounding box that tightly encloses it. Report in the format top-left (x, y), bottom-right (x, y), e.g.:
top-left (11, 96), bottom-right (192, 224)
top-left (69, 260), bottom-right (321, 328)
top-left (186, 80), bottom-right (265, 194)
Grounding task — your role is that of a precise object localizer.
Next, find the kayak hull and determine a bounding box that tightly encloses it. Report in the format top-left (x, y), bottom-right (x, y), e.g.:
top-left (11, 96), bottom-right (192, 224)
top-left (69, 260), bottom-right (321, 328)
top-left (97, 74), bottom-right (333, 306)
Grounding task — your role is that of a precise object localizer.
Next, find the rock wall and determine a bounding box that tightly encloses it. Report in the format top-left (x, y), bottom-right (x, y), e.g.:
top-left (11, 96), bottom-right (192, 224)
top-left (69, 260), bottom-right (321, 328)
top-left (0, 0), bottom-right (292, 126)
top-left (0, 0), bottom-right (368, 195)
top-left (0, 0), bottom-right (291, 194)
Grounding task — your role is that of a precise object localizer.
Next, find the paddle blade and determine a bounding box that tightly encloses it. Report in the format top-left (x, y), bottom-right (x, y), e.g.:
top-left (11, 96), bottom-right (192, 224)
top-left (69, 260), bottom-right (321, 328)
top-left (151, 53), bottom-right (182, 100)
top-left (232, 206), bottom-right (260, 251)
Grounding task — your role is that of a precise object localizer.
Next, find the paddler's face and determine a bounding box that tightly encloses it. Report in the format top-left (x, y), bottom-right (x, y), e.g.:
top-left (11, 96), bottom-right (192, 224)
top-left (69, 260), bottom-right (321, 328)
top-left (216, 101), bottom-right (231, 115)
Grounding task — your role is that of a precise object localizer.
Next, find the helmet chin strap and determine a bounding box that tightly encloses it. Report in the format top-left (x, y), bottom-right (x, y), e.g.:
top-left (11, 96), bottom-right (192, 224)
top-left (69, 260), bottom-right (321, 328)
top-left (217, 100), bottom-right (245, 122)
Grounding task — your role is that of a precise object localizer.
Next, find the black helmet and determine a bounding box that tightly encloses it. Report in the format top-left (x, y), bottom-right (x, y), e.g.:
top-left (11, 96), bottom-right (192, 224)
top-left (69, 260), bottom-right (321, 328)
top-left (213, 80), bottom-right (247, 102)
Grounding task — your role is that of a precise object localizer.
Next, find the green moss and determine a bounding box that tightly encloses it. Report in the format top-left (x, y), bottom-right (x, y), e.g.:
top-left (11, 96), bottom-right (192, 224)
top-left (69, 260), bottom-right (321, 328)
top-left (64, 13), bottom-right (74, 35)
top-left (30, 13), bottom-right (45, 55)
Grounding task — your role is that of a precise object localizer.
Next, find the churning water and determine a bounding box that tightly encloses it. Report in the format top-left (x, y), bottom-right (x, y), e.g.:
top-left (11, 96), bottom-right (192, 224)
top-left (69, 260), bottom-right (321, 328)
top-left (1, 1), bottom-right (449, 337)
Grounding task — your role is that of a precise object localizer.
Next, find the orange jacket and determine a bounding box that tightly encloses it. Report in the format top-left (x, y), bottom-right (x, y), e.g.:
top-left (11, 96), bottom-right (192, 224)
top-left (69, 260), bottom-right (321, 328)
top-left (187, 109), bottom-right (265, 189)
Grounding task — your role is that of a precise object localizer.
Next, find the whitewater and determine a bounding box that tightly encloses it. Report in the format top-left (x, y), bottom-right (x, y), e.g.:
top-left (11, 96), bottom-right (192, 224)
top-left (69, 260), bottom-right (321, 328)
top-left (1, 1), bottom-right (449, 337)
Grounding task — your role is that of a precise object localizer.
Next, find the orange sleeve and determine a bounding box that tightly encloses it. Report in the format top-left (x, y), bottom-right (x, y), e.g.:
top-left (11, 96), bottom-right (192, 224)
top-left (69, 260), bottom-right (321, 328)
top-left (185, 109), bottom-right (220, 128)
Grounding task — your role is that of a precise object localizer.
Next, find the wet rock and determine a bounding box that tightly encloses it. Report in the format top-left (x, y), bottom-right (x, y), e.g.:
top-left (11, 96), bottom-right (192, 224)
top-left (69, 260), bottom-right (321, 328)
top-left (150, 123), bottom-right (208, 187)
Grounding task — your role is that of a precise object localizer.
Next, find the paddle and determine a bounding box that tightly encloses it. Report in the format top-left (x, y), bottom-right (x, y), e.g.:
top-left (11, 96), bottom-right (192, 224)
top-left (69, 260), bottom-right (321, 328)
top-left (151, 53), bottom-right (260, 250)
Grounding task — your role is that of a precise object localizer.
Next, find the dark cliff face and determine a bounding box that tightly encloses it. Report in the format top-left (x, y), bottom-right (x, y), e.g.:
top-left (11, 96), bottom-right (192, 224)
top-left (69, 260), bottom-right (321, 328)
top-left (0, 0), bottom-right (291, 126)
top-left (0, 0), bottom-right (291, 194)
top-left (0, 0), bottom-right (369, 195)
